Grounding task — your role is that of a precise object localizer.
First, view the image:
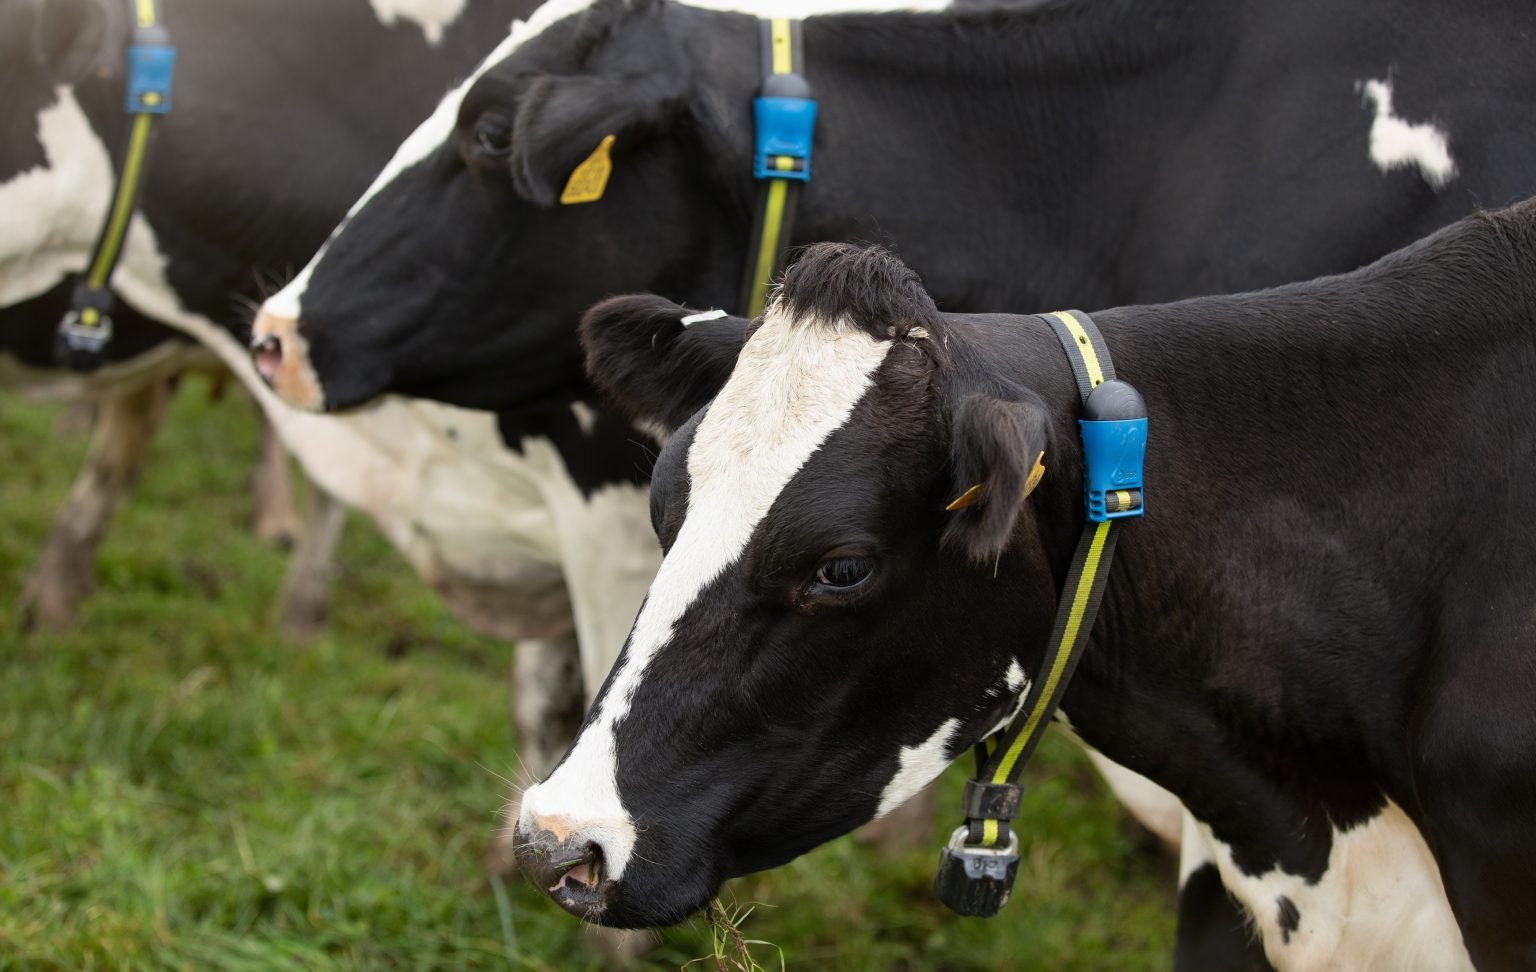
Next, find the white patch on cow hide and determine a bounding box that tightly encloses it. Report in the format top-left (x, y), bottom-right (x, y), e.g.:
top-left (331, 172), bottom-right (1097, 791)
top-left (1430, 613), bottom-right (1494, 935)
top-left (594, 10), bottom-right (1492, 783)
top-left (1177, 809), bottom-right (1209, 889)
top-left (368, 0), bottom-right (468, 44)
top-left (1004, 658), bottom-right (1026, 692)
top-left (519, 306), bottom-right (893, 880)
top-left (0, 88), bottom-right (116, 308)
top-left (1196, 801), bottom-right (1472, 972)
top-left (876, 717), bottom-right (959, 818)
top-left (569, 400), bottom-right (598, 435)
top-left (1357, 78), bottom-right (1456, 190)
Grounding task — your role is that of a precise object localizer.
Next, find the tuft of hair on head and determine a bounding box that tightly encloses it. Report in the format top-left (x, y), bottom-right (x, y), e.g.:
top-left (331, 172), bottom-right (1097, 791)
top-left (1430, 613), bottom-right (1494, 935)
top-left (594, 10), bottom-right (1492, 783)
top-left (772, 242), bottom-right (943, 342)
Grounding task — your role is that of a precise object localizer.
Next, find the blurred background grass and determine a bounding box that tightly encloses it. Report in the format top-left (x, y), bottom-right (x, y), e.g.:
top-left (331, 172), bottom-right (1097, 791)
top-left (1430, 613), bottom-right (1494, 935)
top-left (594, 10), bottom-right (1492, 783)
top-left (0, 379), bottom-right (1174, 970)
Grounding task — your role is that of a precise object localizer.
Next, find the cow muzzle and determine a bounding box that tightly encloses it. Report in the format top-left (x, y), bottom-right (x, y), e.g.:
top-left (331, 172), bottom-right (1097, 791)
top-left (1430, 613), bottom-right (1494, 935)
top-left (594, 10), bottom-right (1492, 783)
top-left (513, 820), bottom-right (614, 921)
top-left (250, 310), bottom-right (327, 412)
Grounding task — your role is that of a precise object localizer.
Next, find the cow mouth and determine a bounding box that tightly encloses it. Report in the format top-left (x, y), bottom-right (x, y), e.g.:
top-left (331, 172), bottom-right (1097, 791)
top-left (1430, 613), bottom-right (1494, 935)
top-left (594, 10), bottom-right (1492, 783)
top-left (514, 829), bottom-right (612, 921)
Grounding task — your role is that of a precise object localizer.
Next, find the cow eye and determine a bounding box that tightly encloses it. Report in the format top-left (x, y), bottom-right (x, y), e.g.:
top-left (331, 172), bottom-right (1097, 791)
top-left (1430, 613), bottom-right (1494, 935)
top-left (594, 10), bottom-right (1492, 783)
top-left (814, 557), bottom-right (875, 592)
top-left (473, 112), bottom-right (513, 156)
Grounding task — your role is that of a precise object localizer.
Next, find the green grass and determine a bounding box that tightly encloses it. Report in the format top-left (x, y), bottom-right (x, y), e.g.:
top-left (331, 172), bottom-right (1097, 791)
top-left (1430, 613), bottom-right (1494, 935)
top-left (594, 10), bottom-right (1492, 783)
top-left (0, 380), bottom-right (1173, 970)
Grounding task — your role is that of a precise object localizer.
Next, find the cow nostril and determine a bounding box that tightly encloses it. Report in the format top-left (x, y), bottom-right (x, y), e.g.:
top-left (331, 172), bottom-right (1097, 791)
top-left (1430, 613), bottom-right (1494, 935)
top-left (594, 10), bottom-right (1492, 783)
top-left (251, 334), bottom-right (283, 383)
top-left (514, 827), bottom-right (611, 915)
top-left (551, 842), bottom-right (606, 896)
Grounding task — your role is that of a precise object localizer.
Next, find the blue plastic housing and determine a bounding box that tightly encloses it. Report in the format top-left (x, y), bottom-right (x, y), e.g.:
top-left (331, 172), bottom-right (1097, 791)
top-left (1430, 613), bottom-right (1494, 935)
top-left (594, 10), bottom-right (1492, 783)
top-left (1078, 417), bottom-right (1147, 521)
top-left (753, 96), bottom-right (817, 181)
top-left (126, 45), bottom-right (176, 114)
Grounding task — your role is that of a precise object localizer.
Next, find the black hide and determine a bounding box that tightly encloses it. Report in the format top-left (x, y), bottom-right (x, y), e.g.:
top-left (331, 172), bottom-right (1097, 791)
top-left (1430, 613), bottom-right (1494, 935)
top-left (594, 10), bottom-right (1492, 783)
top-left (570, 222), bottom-right (1536, 969)
top-left (281, 0), bottom-right (1534, 419)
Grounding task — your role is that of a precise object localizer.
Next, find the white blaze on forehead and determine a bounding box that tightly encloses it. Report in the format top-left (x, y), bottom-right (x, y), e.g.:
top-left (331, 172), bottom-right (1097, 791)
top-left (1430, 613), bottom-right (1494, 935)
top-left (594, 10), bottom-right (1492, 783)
top-left (1358, 78), bottom-right (1456, 190)
top-left (369, 0), bottom-right (469, 44)
top-left (520, 308), bottom-right (893, 879)
top-left (263, 0), bottom-right (597, 320)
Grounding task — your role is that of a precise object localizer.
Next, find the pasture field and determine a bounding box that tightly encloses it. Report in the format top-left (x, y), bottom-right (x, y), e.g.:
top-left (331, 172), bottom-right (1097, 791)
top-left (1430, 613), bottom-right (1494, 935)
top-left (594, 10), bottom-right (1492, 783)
top-left (0, 380), bottom-right (1172, 970)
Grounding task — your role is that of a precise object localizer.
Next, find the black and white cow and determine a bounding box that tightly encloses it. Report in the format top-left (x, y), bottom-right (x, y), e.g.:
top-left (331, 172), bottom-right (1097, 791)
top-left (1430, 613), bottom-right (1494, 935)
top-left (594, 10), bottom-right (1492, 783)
top-left (251, 0), bottom-right (1534, 417)
top-left (0, 0), bottom-right (536, 631)
top-left (519, 222), bottom-right (1536, 969)
top-left (2, 3), bottom-right (694, 889)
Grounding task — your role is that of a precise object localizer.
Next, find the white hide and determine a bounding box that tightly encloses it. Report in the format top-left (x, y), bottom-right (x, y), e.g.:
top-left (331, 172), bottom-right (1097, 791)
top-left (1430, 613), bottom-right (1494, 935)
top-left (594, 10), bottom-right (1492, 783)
top-left (876, 717), bottom-right (959, 818)
top-left (368, 0), bottom-right (470, 44)
top-left (519, 309), bottom-right (893, 881)
top-left (0, 60), bottom-right (659, 689)
top-left (1358, 78), bottom-right (1456, 190)
top-left (1196, 802), bottom-right (1473, 972)
top-left (0, 89), bottom-right (118, 309)
top-left (0, 86), bottom-right (651, 691)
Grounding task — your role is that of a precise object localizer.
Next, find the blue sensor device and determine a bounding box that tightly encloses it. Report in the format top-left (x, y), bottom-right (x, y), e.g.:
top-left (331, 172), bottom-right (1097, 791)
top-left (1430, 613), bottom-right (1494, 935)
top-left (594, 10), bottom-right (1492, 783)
top-left (1079, 380), bottom-right (1147, 522)
top-left (753, 92), bottom-right (816, 182)
top-left (126, 44), bottom-right (176, 114)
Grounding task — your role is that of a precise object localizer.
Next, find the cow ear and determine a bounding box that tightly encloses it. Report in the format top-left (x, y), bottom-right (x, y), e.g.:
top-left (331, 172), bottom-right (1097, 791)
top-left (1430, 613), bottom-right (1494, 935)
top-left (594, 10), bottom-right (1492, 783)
top-left (581, 294), bottom-right (750, 434)
top-left (942, 392), bottom-right (1053, 563)
top-left (509, 73), bottom-right (688, 207)
top-left (20, 0), bottom-right (118, 83)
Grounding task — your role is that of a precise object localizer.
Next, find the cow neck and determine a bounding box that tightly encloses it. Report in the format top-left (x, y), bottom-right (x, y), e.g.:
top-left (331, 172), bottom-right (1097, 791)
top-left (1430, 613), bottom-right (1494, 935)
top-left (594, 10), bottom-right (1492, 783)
top-left (55, 0), bottom-right (175, 372)
top-left (738, 18), bottom-right (814, 318)
top-left (934, 309), bottom-right (1147, 918)
top-left (779, 0), bottom-right (1206, 310)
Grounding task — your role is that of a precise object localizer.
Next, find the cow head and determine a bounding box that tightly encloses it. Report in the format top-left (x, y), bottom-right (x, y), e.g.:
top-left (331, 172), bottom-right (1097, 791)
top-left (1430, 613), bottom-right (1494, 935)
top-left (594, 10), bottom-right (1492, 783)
top-left (251, 0), bottom-right (756, 413)
top-left (513, 243), bottom-right (1075, 928)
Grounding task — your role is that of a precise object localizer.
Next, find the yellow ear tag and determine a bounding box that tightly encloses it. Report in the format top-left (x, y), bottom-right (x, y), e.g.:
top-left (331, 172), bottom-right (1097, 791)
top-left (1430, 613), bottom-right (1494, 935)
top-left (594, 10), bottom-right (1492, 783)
top-left (945, 484), bottom-right (983, 512)
top-left (945, 452), bottom-right (1047, 511)
top-left (560, 134), bottom-right (616, 205)
top-left (1023, 451), bottom-right (1047, 498)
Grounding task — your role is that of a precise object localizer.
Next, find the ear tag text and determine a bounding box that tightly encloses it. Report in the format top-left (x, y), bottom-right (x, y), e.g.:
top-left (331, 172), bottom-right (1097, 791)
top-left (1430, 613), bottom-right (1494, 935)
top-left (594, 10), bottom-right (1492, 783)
top-left (560, 134), bottom-right (616, 205)
top-left (945, 452), bottom-right (1047, 511)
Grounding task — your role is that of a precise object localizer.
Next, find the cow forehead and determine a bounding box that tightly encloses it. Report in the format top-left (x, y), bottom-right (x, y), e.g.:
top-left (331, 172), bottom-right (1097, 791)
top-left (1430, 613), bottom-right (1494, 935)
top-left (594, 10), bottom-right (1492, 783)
top-left (520, 310), bottom-right (891, 880)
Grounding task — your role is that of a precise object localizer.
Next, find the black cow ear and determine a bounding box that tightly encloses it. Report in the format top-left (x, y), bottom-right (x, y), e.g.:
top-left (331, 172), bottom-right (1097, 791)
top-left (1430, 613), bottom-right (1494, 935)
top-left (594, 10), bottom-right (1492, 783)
top-left (581, 295), bottom-right (750, 434)
top-left (943, 392), bottom-right (1052, 562)
top-left (509, 73), bottom-right (688, 206)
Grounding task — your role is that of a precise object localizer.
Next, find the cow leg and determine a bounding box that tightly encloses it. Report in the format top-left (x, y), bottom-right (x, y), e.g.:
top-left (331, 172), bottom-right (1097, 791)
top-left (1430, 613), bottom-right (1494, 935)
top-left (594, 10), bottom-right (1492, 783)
top-left (276, 486), bottom-right (345, 639)
top-left (1174, 812), bottom-right (1272, 972)
top-left (19, 379), bottom-right (173, 631)
top-left (1413, 634), bottom-right (1536, 970)
top-left (250, 413), bottom-right (302, 548)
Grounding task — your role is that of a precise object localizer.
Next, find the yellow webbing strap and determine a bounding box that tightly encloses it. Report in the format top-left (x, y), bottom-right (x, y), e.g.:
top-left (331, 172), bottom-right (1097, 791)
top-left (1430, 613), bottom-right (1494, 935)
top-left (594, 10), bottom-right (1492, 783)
top-left (970, 310), bottom-right (1123, 848)
top-left (86, 113), bottom-right (154, 289)
top-left (741, 18), bottom-right (799, 318)
top-left (69, 0), bottom-right (167, 344)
